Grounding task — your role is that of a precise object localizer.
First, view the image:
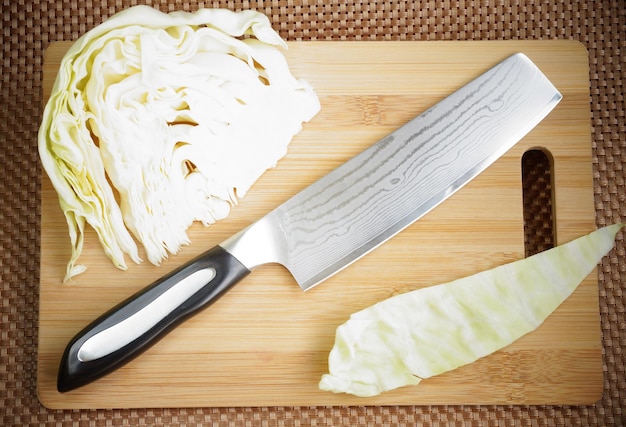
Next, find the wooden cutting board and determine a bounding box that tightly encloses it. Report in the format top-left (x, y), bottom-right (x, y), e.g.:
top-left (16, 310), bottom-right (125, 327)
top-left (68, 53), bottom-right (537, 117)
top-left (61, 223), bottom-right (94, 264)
top-left (38, 40), bottom-right (599, 409)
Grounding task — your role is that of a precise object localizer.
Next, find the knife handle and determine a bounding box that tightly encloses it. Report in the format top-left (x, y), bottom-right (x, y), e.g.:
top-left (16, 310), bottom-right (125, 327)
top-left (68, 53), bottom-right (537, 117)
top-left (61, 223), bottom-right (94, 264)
top-left (57, 245), bottom-right (250, 393)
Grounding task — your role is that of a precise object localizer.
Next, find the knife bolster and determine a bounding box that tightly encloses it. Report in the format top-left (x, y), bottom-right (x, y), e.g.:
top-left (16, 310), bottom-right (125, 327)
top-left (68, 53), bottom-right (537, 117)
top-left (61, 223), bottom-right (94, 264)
top-left (221, 213), bottom-right (288, 271)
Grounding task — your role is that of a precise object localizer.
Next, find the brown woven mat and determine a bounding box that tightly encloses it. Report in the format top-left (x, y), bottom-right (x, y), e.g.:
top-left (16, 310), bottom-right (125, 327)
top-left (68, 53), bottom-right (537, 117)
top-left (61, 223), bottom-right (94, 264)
top-left (2, 0), bottom-right (624, 425)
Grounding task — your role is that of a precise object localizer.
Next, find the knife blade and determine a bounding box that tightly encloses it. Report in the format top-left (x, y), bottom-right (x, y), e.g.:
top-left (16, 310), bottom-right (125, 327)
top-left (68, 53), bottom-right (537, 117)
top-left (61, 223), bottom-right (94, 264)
top-left (57, 53), bottom-right (562, 392)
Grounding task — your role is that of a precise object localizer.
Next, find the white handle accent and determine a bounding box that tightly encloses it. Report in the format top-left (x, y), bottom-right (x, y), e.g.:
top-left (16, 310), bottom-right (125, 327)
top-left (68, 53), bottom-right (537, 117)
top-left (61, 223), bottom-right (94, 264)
top-left (77, 268), bottom-right (216, 362)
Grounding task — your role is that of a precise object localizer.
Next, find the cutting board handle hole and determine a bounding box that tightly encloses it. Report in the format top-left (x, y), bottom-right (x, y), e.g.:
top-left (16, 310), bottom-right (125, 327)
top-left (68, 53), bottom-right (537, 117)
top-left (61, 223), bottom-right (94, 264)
top-left (522, 149), bottom-right (554, 257)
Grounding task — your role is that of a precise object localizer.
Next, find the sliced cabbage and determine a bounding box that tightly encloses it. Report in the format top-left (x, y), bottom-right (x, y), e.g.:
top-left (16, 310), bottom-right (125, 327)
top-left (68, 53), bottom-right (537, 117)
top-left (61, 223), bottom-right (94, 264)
top-left (319, 223), bottom-right (624, 397)
top-left (38, 6), bottom-right (320, 282)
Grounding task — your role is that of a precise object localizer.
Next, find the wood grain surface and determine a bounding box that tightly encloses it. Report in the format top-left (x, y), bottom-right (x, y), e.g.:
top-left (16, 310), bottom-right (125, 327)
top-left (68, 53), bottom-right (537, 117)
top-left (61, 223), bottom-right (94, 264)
top-left (38, 40), bottom-right (598, 409)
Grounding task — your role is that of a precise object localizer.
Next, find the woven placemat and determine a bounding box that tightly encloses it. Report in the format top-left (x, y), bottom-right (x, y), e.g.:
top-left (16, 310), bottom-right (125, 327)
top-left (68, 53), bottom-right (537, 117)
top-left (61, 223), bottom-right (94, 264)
top-left (1, 0), bottom-right (624, 425)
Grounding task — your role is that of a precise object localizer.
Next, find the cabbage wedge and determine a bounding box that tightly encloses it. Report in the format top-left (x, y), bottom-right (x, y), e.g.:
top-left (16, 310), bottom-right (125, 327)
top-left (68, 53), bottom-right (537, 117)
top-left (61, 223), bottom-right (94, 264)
top-left (39, 6), bottom-right (320, 282)
top-left (319, 223), bottom-right (624, 397)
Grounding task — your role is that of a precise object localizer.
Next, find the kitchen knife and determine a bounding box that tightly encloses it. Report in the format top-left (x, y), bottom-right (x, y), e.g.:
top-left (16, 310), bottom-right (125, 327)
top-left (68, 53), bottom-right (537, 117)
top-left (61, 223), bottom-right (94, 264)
top-left (57, 53), bottom-right (562, 392)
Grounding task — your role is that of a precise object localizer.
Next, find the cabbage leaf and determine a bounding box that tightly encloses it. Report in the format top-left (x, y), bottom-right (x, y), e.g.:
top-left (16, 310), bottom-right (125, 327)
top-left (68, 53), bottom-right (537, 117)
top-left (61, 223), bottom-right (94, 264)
top-left (39, 6), bottom-right (320, 281)
top-left (319, 223), bottom-right (624, 397)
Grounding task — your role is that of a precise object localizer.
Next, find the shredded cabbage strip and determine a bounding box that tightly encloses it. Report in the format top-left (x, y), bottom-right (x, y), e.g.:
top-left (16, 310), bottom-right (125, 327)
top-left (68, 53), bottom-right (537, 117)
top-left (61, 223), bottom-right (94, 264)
top-left (39, 6), bottom-right (320, 281)
top-left (319, 223), bottom-right (625, 397)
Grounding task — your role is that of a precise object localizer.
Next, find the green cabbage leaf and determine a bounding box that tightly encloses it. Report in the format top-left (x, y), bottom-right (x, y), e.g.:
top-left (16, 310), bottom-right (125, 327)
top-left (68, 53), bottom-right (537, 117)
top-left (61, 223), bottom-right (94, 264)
top-left (38, 6), bottom-right (320, 282)
top-left (319, 223), bottom-right (624, 397)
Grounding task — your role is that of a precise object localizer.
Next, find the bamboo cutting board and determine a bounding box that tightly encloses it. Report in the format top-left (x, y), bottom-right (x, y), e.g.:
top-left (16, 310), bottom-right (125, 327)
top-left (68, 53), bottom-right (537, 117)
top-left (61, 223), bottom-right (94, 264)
top-left (38, 40), bottom-right (599, 409)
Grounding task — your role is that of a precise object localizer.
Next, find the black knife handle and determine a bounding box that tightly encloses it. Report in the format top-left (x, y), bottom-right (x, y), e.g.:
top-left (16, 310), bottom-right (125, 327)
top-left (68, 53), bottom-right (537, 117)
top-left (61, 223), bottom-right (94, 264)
top-left (57, 245), bottom-right (250, 393)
